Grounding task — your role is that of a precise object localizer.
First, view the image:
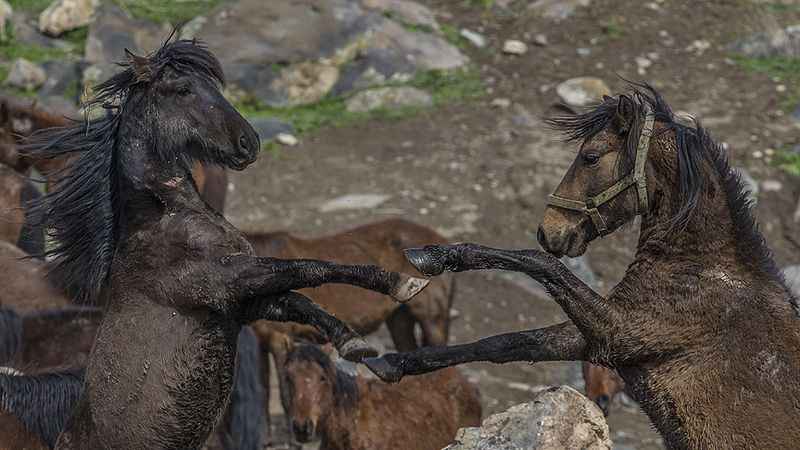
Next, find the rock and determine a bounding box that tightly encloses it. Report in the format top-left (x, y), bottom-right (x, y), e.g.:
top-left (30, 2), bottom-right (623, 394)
top-left (533, 33), bottom-right (548, 46)
top-left (318, 194), bottom-right (391, 213)
top-left (345, 86), bottom-right (432, 112)
top-left (275, 133), bottom-right (298, 146)
top-left (794, 196), bottom-right (800, 223)
top-left (178, 15), bottom-right (207, 40)
top-left (39, 59), bottom-right (84, 101)
top-left (460, 29), bottom-right (486, 48)
top-left (502, 39), bottom-right (528, 55)
top-left (734, 168), bottom-right (759, 205)
top-left (491, 98), bottom-right (511, 108)
top-left (528, 0), bottom-right (591, 21)
top-left (5, 58), bottom-right (47, 90)
top-left (193, 0), bottom-right (466, 106)
top-left (362, 0), bottom-right (439, 31)
top-left (784, 266), bottom-right (800, 298)
top-left (85, 4), bottom-right (169, 65)
top-left (249, 117), bottom-right (294, 142)
top-left (0, 0), bottom-right (11, 41)
top-left (635, 56), bottom-right (652, 75)
top-left (576, 47), bottom-right (591, 57)
top-left (761, 180), bottom-right (782, 192)
top-left (731, 24), bottom-right (800, 58)
top-left (39, 0), bottom-right (99, 36)
top-left (444, 386), bottom-right (612, 450)
top-left (556, 77), bottom-right (611, 107)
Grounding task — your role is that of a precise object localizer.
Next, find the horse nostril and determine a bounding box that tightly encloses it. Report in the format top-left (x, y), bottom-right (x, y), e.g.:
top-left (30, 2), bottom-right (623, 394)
top-left (238, 134), bottom-right (248, 151)
top-left (596, 394), bottom-right (611, 417)
top-left (536, 227), bottom-right (546, 248)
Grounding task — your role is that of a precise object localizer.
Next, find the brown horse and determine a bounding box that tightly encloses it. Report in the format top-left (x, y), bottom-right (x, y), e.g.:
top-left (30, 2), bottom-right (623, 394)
top-left (0, 410), bottom-right (48, 450)
top-left (0, 242), bottom-right (69, 314)
top-left (364, 86), bottom-right (800, 449)
top-left (582, 362), bottom-right (624, 416)
top-left (24, 38), bottom-right (425, 449)
top-left (284, 342), bottom-right (481, 450)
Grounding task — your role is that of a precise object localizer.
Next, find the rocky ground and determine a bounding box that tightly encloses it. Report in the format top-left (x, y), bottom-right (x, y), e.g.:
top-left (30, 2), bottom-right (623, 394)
top-left (2, 0), bottom-right (800, 449)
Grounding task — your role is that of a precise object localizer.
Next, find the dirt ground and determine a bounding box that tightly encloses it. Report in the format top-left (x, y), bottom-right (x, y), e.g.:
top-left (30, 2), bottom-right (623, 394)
top-left (223, 1), bottom-right (800, 448)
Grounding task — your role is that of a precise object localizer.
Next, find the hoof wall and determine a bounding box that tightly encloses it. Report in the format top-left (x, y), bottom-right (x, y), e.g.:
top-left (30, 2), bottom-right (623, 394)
top-left (364, 356), bottom-right (404, 383)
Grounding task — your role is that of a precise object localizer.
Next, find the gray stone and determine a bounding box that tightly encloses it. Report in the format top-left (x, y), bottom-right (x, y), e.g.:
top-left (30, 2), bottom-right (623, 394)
top-left (731, 24), bottom-right (800, 58)
top-left (443, 386), bottom-right (612, 450)
top-left (794, 196), bottom-right (800, 223)
top-left (345, 86), bottom-right (432, 112)
top-left (249, 117), bottom-right (294, 142)
top-left (0, 0), bottom-right (11, 41)
top-left (5, 58), bottom-right (46, 90)
top-left (784, 266), bottom-right (800, 298)
top-left (39, 0), bottom-right (99, 36)
top-left (734, 168), bottom-right (759, 205)
top-left (275, 133), bottom-right (298, 146)
top-left (39, 59), bottom-right (84, 101)
top-left (319, 193), bottom-right (391, 213)
top-left (191, 0), bottom-right (466, 106)
top-left (460, 29), bottom-right (486, 48)
top-left (556, 77), bottom-right (611, 107)
top-left (85, 4), bottom-right (169, 65)
top-left (362, 0), bottom-right (439, 31)
top-left (503, 39), bottom-right (528, 55)
top-left (10, 12), bottom-right (66, 48)
top-left (528, 0), bottom-right (591, 21)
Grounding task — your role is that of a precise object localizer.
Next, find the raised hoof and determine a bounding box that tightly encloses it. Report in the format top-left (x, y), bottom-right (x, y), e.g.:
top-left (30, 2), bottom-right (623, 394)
top-left (390, 274), bottom-right (430, 303)
top-left (363, 356), bottom-right (404, 383)
top-left (337, 337), bottom-right (379, 362)
top-left (404, 247), bottom-right (446, 277)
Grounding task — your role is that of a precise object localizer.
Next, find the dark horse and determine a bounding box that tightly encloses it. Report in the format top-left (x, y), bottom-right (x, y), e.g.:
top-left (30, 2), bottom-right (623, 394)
top-left (365, 86), bottom-right (800, 449)
top-left (23, 37), bottom-right (427, 449)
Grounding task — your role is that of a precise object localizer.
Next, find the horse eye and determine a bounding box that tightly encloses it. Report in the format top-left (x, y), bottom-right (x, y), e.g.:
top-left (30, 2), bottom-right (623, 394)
top-left (582, 152), bottom-right (600, 165)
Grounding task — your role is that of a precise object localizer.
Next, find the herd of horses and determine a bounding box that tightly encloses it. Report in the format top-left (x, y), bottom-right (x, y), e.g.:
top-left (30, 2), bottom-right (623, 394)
top-left (0, 36), bottom-right (797, 450)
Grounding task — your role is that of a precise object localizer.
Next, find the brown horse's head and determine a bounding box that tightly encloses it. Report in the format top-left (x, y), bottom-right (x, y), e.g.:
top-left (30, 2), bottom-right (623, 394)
top-left (582, 362), bottom-right (625, 417)
top-left (284, 343), bottom-right (356, 443)
top-left (539, 92), bottom-right (662, 257)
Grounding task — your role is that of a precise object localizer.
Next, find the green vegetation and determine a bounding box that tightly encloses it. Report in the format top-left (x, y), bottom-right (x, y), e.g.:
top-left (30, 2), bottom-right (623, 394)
top-left (440, 24), bottom-right (471, 50)
top-left (112, 0), bottom-right (223, 24)
top-left (237, 68), bottom-right (484, 148)
top-left (776, 149), bottom-right (800, 176)
top-left (601, 18), bottom-right (625, 40)
top-left (465, 0), bottom-right (494, 9)
top-left (8, 0), bottom-right (53, 15)
top-left (763, 2), bottom-right (800, 13)
top-left (733, 55), bottom-right (800, 111)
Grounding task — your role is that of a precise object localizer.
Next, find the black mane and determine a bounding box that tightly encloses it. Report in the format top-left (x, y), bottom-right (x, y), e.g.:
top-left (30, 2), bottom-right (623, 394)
top-left (20, 37), bottom-right (224, 304)
top-left (547, 84), bottom-right (796, 312)
top-left (0, 369), bottom-right (84, 448)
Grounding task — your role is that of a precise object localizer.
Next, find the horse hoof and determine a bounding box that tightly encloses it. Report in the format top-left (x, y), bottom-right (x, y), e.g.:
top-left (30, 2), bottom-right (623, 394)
top-left (363, 356), bottom-right (403, 383)
top-left (391, 274), bottom-right (430, 303)
top-left (338, 337), bottom-right (379, 362)
top-left (404, 247), bottom-right (446, 277)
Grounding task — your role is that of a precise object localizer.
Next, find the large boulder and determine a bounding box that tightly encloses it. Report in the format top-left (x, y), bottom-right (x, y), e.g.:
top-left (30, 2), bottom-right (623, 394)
top-left (444, 386), bottom-right (612, 450)
top-left (39, 0), bottom-right (99, 36)
top-left (5, 58), bottom-right (47, 90)
top-left (182, 0), bottom-right (466, 106)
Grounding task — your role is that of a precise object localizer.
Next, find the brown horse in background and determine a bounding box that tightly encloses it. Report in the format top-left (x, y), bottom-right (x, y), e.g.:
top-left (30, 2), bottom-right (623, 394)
top-left (284, 342), bottom-right (481, 450)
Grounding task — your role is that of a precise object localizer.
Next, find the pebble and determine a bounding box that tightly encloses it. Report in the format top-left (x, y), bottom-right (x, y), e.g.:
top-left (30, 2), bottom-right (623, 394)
top-left (460, 29), bottom-right (487, 48)
top-left (576, 47), bottom-right (591, 56)
top-left (491, 98), bottom-right (512, 108)
top-left (776, 84), bottom-right (787, 93)
top-left (761, 180), bottom-right (783, 192)
top-left (752, 150), bottom-right (764, 159)
top-left (276, 133), bottom-right (298, 146)
top-left (502, 39), bottom-right (528, 55)
top-left (533, 33), bottom-right (548, 46)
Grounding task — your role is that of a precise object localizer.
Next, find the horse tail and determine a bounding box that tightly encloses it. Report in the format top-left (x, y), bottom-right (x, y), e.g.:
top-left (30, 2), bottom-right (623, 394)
top-left (0, 307), bottom-right (22, 364)
top-left (222, 326), bottom-right (267, 450)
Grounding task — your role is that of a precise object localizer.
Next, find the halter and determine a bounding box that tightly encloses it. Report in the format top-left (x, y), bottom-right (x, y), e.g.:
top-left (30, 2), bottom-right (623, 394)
top-left (547, 104), bottom-right (656, 236)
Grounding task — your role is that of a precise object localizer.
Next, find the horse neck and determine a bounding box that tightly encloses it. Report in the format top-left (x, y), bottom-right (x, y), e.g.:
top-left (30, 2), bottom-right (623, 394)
top-left (319, 368), bottom-right (360, 447)
top-left (115, 121), bottom-right (205, 230)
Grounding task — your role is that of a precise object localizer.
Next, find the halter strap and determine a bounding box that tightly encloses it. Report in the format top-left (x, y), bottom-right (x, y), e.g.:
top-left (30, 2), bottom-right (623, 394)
top-left (547, 104), bottom-right (655, 236)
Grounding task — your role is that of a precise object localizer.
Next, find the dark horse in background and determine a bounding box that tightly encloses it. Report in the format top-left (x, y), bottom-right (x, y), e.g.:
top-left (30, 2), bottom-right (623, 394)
top-left (365, 86), bottom-right (800, 449)
top-left (23, 37), bottom-right (427, 449)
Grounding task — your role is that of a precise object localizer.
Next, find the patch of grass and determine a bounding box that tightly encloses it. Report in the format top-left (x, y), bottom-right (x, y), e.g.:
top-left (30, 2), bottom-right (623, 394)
top-left (764, 2), bottom-right (800, 13)
top-left (61, 26), bottom-right (88, 54)
top-left (0, 39), bottom-right (66, 62)
top-left (8, 0), bottom-right (53, 14)
top-left (113, 0), bottom-right (223, 25)
top-left (732, 55), bottom-right (800, 111)
top-left (601, 19), bottom-right (625, 39)
top-left (776, 149), bottom-right (800, 176)
top-left (440, 24), bottom-right (470, 50)
top-left (465, 0), bottom-right (494, 9)
top-left (238, 68), bottom-right (484, 141)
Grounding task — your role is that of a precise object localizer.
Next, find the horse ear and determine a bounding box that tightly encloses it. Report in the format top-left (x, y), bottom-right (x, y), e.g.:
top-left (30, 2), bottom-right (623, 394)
top-left (124, 48), bottom-right (152, 83)
top-left (612, 94), bottom-right (635, 134)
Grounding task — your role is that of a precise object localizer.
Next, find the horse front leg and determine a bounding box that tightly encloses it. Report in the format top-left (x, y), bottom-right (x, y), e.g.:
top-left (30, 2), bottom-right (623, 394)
top-left (239, 291), bottom-right (376, 362)
top-left (224, 255), bottom-right (429, 303)
top-left (364, 321), bottom-right (585, 382)
top-left (401, 243), bottom-right (621, 351)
